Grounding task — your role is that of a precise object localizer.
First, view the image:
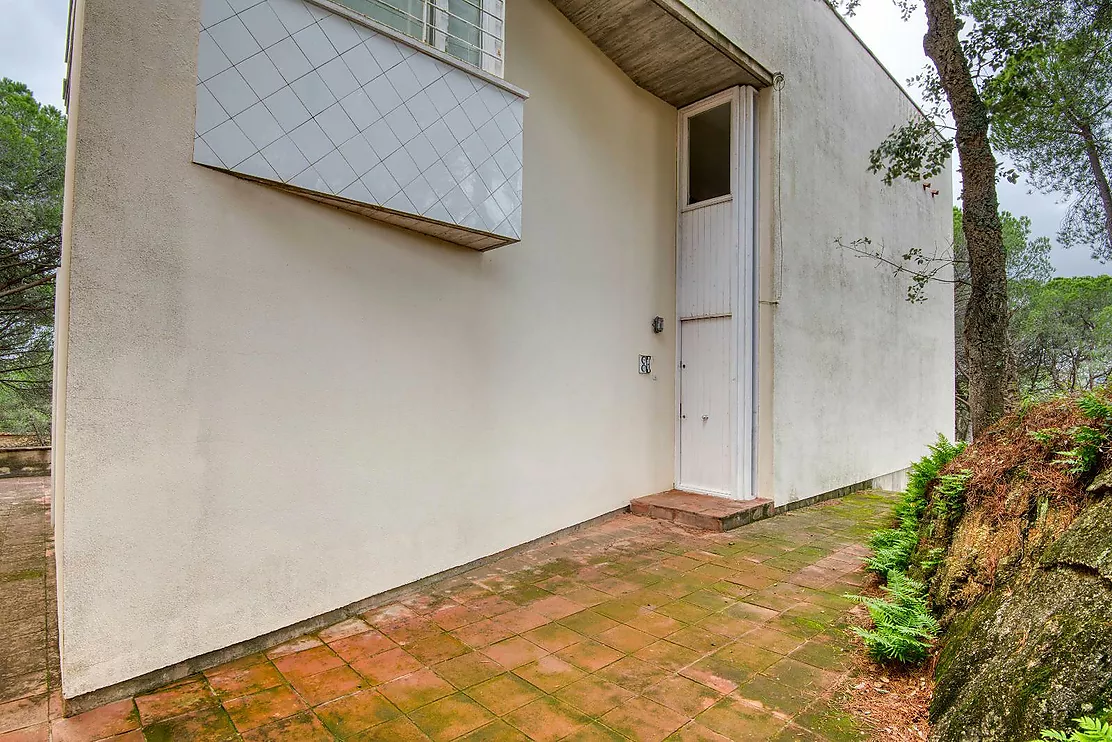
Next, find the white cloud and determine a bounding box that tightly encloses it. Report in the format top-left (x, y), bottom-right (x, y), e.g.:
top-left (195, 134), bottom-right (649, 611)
top-left (0, 0), bottom-right (69, 110)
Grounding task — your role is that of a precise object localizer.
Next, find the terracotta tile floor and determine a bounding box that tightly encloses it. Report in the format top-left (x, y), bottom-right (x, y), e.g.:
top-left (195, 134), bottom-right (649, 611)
top-left (0, 477), bottom-right (894, 741)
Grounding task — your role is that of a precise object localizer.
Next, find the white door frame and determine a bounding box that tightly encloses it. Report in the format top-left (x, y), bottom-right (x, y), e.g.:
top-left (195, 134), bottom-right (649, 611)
top-left (674, 85), bottom-right (759, 500)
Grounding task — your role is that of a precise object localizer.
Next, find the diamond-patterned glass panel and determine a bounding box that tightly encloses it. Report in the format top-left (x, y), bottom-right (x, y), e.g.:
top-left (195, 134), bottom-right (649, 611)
top-left (194, 0), bottom-right (524, 242)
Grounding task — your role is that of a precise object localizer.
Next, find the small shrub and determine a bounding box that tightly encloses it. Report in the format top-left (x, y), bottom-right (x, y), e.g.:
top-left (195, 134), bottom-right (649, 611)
top-left (849, 570), bottom-right (939, 665)
top-left (932, 470), bottom-right (973, 523)
top-left (854, 435), bottom-right (964, 666)
top-left (1031, 428), bottom-right (1061, 445)
top-left (1035, 716), bottom-right (1112, 742)
top-left (865, 527), bottom-right (918, 575)
top-left (863, 435), bottom-right (966, 577)
top-left (1077, 390), bottom-right (1112, 422)
top-left (1056, 425), bottom-right (1107, 475)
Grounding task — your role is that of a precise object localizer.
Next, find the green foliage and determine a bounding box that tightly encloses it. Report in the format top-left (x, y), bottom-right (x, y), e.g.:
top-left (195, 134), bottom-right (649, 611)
top-left (855, 436), bottom-right (965, 666)
top-left (0, 376), bottom-right (49, 443)
top-left (865, 527), bottom-right (919, 576)
top-left (867, 118), bottom-right (952, 186)
top-left (907, 435), bottom-right (968, 502)
top-left (919, 547), bottom-right (946, 576)
top-left (1027, 392), bottom-right (1112, 476)
top-left (849, 570), bottom-right (940, 665)
top-left (980, 0), bottom-right (1112, 260)
top-left (1077, 390), bottom-right (1112, 421)
top-left (1035, 716), bottom-right (1112, 742)
top-left (1010, 276), bottom-right (1112, 397)
top-left (865, 435), bottom-right (967, 577)
top-left (840, 0), bottom-right (1111, 262)
top-left (1056, 425), bottom-right (1106, 475)
top-left (1019, 391), bottom-right (1064, 419)
top-left (1031, 428), bottom-right (1061, 445)
top-left (932, 470), bottom-right (973, 523)
top-left (0, 79), bottom-right (66, 432)
top-left (953, 207), bottom-right (1055, 437)
top-left (1061, 389), bottom-right (1112, 475)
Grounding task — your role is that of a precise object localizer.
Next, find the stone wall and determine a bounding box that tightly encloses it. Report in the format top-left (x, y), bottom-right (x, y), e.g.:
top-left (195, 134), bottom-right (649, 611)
top-left (0, 447), bottom-right (51, 478)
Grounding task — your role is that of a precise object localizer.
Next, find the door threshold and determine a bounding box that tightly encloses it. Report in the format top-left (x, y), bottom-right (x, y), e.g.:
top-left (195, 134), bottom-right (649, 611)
top-left (631, 489), bottom-right (774, 531)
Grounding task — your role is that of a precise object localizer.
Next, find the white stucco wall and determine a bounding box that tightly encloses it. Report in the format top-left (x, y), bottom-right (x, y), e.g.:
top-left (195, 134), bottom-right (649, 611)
top-left (686, 0), bottom-right (955, 504)
top-left (57, 0), bottom-right (676, 697)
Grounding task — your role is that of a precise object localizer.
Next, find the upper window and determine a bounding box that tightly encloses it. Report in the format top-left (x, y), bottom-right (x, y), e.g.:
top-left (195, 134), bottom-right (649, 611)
top-left (686, 102), bottom-right (732, 206)
top-left (336, 0), bottom-right (505, 76)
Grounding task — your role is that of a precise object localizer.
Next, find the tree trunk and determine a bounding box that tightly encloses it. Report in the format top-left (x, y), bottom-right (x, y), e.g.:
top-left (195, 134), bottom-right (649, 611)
top-left (1079, 122), bottom-right (1112, 251)
top-left (923, 0), bottom-right (1011, 437)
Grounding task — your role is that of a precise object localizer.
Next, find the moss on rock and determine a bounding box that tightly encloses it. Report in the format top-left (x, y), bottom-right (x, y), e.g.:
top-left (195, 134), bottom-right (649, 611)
top-left (927, 498), bottom-right (1112, 742)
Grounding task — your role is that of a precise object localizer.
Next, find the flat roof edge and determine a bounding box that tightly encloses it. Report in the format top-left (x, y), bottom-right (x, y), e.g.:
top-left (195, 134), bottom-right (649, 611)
top-left (653, 0), bottom-right (775, 88)
top-left (818, 0), bottom-right (935, 124)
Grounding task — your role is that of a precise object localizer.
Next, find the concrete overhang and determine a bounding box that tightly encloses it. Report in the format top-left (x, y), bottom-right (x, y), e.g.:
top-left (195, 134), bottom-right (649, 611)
top-left (547, 0), bottom-right (774, 108)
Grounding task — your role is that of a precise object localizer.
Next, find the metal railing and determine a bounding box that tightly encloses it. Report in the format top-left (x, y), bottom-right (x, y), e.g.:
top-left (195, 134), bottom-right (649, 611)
top-left (339, 0), bottom-right (505, 76)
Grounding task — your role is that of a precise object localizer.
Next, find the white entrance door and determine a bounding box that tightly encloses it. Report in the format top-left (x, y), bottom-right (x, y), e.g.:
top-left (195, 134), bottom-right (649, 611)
top-left (679, 317), bottom-right (733, 495)
top-left (675, 86), bottom-right (758, 499)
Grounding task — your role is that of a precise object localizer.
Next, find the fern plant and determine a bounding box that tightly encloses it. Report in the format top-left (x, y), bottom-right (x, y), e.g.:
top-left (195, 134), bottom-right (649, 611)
top-left (932, 470), bottom-right (973, 523)
top-left (1031, 428), bottom-right (1061, 445)
top-left (904, 435), bottom-right (967, 509)
top-left (1056, 426), bottom-right (1107, 475)
top-left (1035, 716), bottom-right (1112, 742)
top-left (1050, 389), bottom-right (1112, 476)
top-left (863, 435), bottom-right (965, 578)
top-left (865, 526), bottom-right (918, 575)
top-left (854, 435), bottom-right (964, 666)
top-left (849, 570), bottom-right (939, 664)
top-left (919, 547), bottom-right (945, 576)
top-left (1077, 390), bottom-right (1112, 421)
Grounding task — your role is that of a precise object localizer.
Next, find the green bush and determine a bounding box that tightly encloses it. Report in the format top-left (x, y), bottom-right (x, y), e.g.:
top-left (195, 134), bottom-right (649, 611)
top-left (1050, 390), bottom-right (1112, 476)
top-left (1056, 426), bottom-right (1106, 475)
top-left (850, 570), bottom-right (939, 665)
top-left (1035, 716), bottom-right (1112, 742)
top-left (932, 470), bottom-right (973, 523)
top-left (854, 435), bottom-right (964, 666)
top-left (865, 525), bottom-right (918, 575)
top-left (1077, 390), bottom-right (1112, 422)
top-left (864, 434), bottom-right (966, 577)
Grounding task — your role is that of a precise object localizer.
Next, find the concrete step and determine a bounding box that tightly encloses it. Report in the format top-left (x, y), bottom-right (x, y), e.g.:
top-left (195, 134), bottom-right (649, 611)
top-left (631, 490), bottom-right (775, 531)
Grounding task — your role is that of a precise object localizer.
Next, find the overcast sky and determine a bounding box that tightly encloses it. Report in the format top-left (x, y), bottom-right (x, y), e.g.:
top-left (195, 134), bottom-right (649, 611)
top-left (0, 0), bottom-right (1106, 276)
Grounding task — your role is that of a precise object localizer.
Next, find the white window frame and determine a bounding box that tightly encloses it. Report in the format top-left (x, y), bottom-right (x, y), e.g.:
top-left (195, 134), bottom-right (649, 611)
top-left (336, 0), bottom-right (505, 77)
top-left (681, 96), bottom-right (734, 211)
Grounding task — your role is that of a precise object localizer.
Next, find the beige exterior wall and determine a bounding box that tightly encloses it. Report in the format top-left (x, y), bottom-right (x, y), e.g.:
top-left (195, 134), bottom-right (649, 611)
top-left (56, 0), bottom-right (677, 697)
top-left (687, 0), bottom-right (956, 504)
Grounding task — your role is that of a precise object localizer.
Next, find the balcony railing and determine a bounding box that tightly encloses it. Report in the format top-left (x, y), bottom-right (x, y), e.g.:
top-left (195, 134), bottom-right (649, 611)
top-left (336, 0), bottom-right (505, 77)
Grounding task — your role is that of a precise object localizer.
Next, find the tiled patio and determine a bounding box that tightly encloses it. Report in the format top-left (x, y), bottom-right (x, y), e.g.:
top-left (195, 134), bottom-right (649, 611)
top-left (0, 477), bottom-right (893, 741)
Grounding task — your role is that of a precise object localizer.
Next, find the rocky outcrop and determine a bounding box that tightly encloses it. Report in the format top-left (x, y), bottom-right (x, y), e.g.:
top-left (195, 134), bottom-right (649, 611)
top-left (927, 498), bottom-right (1112, 742)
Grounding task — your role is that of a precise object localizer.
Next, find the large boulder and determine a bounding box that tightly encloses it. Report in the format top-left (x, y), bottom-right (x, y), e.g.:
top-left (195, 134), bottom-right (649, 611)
top-left (927, 497), bottom-right (1112, 741)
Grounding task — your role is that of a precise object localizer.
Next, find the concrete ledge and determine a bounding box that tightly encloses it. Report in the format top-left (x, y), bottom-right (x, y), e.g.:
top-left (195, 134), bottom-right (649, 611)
top-left (774, 466), bottom-right (910, 514)
top-left (0, 446), bottom-right (51, 478)
top-left (63, 503), bottom-right (630, 716)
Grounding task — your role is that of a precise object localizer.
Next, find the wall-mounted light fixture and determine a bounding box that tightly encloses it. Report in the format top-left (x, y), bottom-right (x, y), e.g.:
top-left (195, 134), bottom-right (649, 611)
top-left (652, 316), bottom-right (665, 334)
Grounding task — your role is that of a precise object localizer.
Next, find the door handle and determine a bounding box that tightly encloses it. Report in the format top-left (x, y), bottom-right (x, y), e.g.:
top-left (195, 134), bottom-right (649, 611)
top-left (702, 415), bottom-right (709, 421)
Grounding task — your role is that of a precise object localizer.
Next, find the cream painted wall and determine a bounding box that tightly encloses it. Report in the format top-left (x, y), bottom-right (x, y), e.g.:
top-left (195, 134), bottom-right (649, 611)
top-left (686, 0), bottom-right (955, 504)
top-left (57, 0), bottom-right (676, 697)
